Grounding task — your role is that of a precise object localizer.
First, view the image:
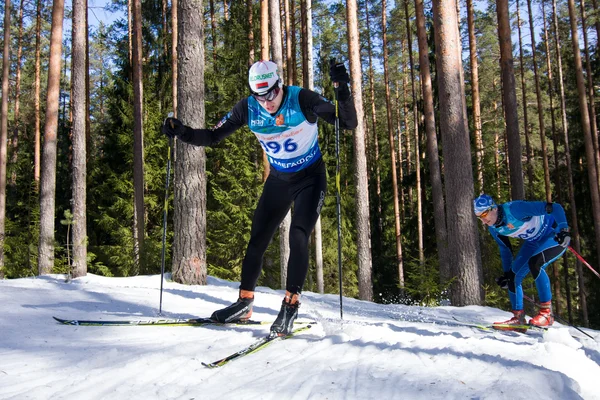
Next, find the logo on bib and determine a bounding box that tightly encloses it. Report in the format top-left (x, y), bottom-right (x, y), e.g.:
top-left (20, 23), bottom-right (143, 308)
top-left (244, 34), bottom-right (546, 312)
top-left (276, 114), bottom-right (285, 126)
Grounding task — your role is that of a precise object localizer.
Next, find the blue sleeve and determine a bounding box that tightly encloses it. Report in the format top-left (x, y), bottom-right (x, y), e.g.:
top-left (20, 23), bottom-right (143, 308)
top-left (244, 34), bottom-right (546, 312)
top-left (489, 227), bottom-right (513, 272)
top-left (549, 203), bottom-right (569, 231)
top-left (508, 200), bottom-right (569, 231)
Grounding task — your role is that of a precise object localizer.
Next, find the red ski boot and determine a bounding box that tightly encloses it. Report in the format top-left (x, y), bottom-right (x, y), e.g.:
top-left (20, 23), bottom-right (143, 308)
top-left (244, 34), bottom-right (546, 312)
top-left (529, 301), bottom-right (554, 327)
top-left (493, 310), bottom-right (527, 333)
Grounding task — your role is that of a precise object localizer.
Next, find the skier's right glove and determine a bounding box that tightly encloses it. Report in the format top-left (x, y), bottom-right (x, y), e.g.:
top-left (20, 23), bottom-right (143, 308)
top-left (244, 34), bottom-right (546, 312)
top-left (329, 60), bottom-right (350, 84)
top-left (495, 271), bottom-right (513, 290)
top-left (554, 229), bottom-right (571, 248)
top-left (162, 117), bottom-right (186, 139)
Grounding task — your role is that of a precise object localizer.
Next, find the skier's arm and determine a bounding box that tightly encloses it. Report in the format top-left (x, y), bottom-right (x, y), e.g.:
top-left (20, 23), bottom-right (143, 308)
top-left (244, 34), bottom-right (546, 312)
top-left (170, 99), bottom-right (248, 147)
top-left (489, 228), bottom-right (513, 272)
top-left (299, 88), bottom-right (358, 130)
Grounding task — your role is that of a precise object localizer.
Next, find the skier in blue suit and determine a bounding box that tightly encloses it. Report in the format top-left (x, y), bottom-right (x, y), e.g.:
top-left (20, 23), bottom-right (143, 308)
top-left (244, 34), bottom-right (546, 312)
top-left (473, 194), bottom-right (571, 329)
top-left (162, 60), bottom-right (357, 336)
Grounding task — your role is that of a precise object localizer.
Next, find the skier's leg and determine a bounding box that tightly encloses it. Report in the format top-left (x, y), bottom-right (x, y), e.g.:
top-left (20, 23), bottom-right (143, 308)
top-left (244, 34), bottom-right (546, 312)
top-left (271, 169), bottom-right (326, 336)
top-left (240, 175), bottom-right (294, 291)
top-left (211, 176), bottom-right (293, 322)
top-left (528, 238), bottom-right (566, 326)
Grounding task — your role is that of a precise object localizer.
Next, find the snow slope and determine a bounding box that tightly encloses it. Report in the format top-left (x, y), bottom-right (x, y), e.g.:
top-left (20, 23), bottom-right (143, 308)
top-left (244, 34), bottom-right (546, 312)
top-left (1, 274), bottom-right (599, 400)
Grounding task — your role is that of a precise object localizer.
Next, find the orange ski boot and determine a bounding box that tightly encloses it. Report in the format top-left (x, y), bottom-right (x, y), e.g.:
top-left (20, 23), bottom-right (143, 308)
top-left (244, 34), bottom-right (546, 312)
top-left (529, 301), bottom-right (554, 327)
top-left (493, 310), bottom-right (527, 333)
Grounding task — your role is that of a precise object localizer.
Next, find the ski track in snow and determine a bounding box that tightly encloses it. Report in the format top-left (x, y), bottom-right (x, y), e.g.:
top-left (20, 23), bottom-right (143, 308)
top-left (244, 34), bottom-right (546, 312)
top-left (0, 274), bottom-right (599, 400)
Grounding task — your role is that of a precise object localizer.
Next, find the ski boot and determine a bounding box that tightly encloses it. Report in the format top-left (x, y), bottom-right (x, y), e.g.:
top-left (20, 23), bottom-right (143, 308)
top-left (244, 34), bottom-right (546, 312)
top-left (529, 301), bottom-right (554, 327)
top-left (493, 310), bottom-right (527, 333)
top-left (270, 291), bottom-right (300, 337)
top-left (210, 289), bottom-right (254, 323)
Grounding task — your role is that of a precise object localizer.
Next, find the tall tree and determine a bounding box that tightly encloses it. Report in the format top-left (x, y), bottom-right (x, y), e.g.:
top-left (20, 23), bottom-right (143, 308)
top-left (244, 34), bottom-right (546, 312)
top-left (71, 0), bottom-right (88, 277)
top-left (404, 0), bottom-right (423, 265)
top-left (526, 0), bottom-right (551, 202)
top-left (466, 0), bottom-right (484, 192)
top-left (496, 0), bottom-right (525, 200)
top-left (516, 0), bottom-right (534, 192)
top-left (39, 0), bottom-right (66, 274)
top-left (415, 0), bottom-right (449, 281)
top-left (34, 0), bottom-right (42, 185)
top-left (10, 0), bottom-right (25, 187)
top-left (579, 0), bottom-right (600, 189)
top-left (433, 0), bottom-right (483, 305)
top-left (541, 0), bottom-right (563, 314)
top-left (567, 0), bottom-right (596, 324)
top-left (383, 0), bottom-right (404, 290)
top-left (364, 0), bottom-right (382, 234)
top-left (346, 0), bottom-right (373, 301)
top-left (132, 0), bottom-right (145, 274)
top-left (301, 0), bottom-right (323, 293)
top-left (173, 0), bottom-right (178, 114)
top-left (172, 0), bottom-right (208, 284)
top-left (0, 0), bottom-right (10, 273)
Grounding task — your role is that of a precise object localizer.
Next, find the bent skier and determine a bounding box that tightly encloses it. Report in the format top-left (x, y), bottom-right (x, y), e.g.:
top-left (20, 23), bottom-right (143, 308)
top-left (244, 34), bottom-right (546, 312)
top-left (473, 194), bottom-right (571, 329)
top-left (162, 60), bottom-right (357, 336)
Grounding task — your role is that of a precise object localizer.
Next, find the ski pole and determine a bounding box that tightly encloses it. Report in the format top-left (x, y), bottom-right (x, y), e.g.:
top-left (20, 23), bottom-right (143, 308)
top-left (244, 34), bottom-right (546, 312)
top-left (330, 58), bottom-right (343, 320)
top-left (568, 245), bottom-right (600, 280)
top-left (159, 113), bottom-right (175, 315)
top-left (522, 294), bottom-right (594, 340)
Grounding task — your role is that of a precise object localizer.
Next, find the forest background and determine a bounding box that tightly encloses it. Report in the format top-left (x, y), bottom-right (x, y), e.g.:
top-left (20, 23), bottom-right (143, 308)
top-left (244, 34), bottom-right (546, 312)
top-left (0, 0), bottom-right (599, 329)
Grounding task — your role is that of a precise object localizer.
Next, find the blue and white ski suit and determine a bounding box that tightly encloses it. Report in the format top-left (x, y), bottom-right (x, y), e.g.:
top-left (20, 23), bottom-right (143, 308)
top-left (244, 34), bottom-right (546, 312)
top-left (488, 201), bottom-right (569, 310)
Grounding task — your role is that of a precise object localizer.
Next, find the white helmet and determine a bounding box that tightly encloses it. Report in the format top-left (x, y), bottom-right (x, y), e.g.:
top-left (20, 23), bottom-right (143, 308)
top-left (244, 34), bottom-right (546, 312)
top-left (248, 60), bottom-right (281, 95)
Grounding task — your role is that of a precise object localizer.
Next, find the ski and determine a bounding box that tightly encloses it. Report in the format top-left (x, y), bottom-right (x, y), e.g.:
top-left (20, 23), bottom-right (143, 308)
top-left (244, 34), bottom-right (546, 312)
top-left (202, 324), bottom-right (313, 369)
top-left (491, 323), bottom-right (548, 333)
top-left (53, 316), bottom-right (267, 327)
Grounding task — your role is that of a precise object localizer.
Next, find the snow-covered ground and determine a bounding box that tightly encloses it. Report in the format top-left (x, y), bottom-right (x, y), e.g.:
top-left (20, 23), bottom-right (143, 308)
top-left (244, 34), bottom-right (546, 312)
top-left (1, 274), bottom-right (599, 400)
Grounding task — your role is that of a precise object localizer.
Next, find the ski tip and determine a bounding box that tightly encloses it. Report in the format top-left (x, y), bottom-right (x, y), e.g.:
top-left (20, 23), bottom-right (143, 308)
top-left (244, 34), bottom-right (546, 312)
top-left (53, 317), bottom-right (72, 325)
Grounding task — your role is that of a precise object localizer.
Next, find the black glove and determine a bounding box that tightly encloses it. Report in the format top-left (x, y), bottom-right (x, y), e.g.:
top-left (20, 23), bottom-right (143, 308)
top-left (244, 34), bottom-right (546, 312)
top-left (554, 229), bottom-right (571, 248)
top-left (162, 117), bottom-right (186, 139)
top-left (329, 60), bottom-right (350, 84)
top-left (495, 271), bottom-right (513, 290)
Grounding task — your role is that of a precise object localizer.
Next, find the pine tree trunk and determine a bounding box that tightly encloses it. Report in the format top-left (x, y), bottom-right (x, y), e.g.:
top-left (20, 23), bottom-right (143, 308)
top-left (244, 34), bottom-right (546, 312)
top-left (38, 0), bottom-right (65, 275)
top-left (132, 0), bottom-right (145, 275)
top-left (10, 0), bottom-right (24, 188)
top-left (71, 0), bottom-right (87, 278)
top-left (433, 0), bottom-right (483, 306)
top-left (466, 0), bottom-right (484, 193)
top-left (172, 0), bottom-right (208, 285)
top-left (34, 0), bottom-right (41, 186)
top-left (383, 0), bottom-right (403, 292)
top-left (566, 0), bottom-right (594, 326)
top-left (395, 83), bottom-right (405, 220)
top-left (497, 0), bottom-right (525, 200)
top-left (247, 0), bottom-right (254, 64)
top-left (291, 0), bottom-right (297, 84)
top-left (527, 0), bottom-right (551, 202)
top-left (210, 0), bottom-right (217, 64)
top-left (365, 1), bottom-right (382, 234)
top-left (516, 0), bottom-right (534, 194)
top-left (415, 0), bottom-right (449, 283)
top-left (346, 0), bottom-right (373, 301)
top-left (541, 0), bottom-right (563, 315)
top-left (402, 67), bottom-right (412, 212)
top-left (0, 0), bottom-right (10, 273)
top-left (261, 0), bottom-right (270, 181)
top-left (172, 0), bottom-right (178, 114)
top-left (579, 0), bottom-right (600, 191)
top-left (404, 0), bottom-right (423, 266)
